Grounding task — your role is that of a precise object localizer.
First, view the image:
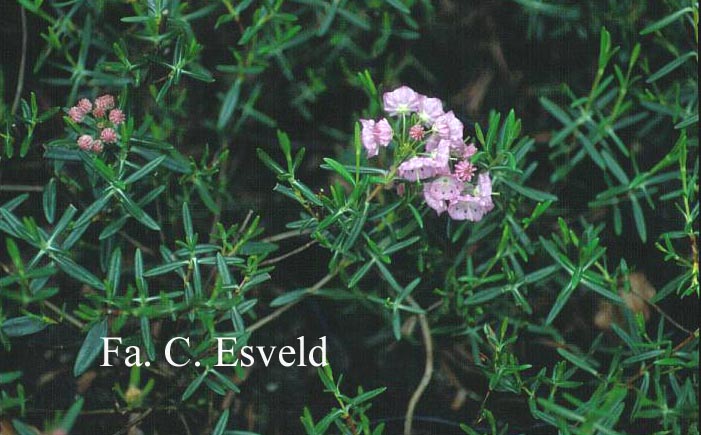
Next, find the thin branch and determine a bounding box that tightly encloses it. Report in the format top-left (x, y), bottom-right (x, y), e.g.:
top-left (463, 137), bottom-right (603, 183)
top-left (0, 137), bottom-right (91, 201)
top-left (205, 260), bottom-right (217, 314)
top-left (0, 184), bottom-right (43, 192)
top-left (110, 408), bottom-right (153, 435)
top-left (260, 240), bottom-right (318, 266)
top-left (178, 412), bottom-right (193, 435)
top-left (43, 300), bottom-right (85, 329)
top-left (237, 210), bottom-right (255, 239)
top-left (11, 7), bottom-right (27, 116)
top-left (260, 229), bottom-right (312, 243)
top-left (404, 295), bottom-right (434, 435)
top-left (641, 294), bottom-right (693, 335)
top-left (626, 328), bottom-right (699, 387)
top-left (247, 272), bottom-right (336, 334)
top-left (119, 230), bottom-right (157, 257)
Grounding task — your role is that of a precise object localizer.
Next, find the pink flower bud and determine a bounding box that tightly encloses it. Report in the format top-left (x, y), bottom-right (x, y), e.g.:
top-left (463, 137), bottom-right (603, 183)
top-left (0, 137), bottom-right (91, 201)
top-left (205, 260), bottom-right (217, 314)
top-left (77, 98), bottom-right (92, 113)
top-left (69, 107), bottom-right (85, 123)
top-left (454, 160), bottom-right (476, 182)
top-left (109, 109), bottom-right (125, 125)
top-left (100, 128), bottom-right (117, 144)
top-left (91, 139), bottom-right (104, 153)
top-left (95, 94), bottom-right (115, 111)
top-left (463, 143), bottom-right (478, 159)
top-left (77, 135), bottom-right (93, 150)
top-left (409, 124), bottom-right (425, 141)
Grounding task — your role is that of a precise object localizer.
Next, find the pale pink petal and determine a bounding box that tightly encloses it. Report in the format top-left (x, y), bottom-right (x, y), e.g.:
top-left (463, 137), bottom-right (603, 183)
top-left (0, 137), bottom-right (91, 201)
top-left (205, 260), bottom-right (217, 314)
top-left (417, 96), bottom-right (444, 125)
top-left (383, 86), bottom-right (421, 116)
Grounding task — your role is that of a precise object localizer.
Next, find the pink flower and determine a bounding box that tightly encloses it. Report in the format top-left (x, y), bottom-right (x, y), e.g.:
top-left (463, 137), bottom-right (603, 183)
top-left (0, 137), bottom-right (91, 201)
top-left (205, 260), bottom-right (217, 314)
top-left (109, 108), bottom-right (126, 125)
top-left (417, 96), bottom-right (444, 125)
top-left (77, 135), bottom-right (93, 150)
top-left (93, 94), bottom-right (115, 117)
top-left (360, 118), bottom-right (393, 158)
top-left (69, 107), bottom-right (86, 123)
top-left (95, 94), bottom-right (115, 110)
top-left (424, 187), bottom-right (448, 215)
top-left (100, 128), bottom-right (117, 143)
top-left (454, 160), bottom-right (476, 182)
top-left (447, 196), bottom-right (485, 221)
top-left (424, 134), bottom-right (441, 152)
top-left (463, 143), bottom-right (478, 159)
top-left (433, 111), bottom-right (463, 142)
top-left (91, 139), bottom-right (104, 153)
top-left (77, 98), bottom-right (92, 113)
top-left (447, 173), bottom-right (494, 221)
top-left (425, 175), bottom-right (462, 201)
top-left (422, 175), bottom-right (462, 215)
top-left (409, 124), bottom-right (425, 141)
top-left (398, 140), bottom-right (450, 181)
top-left (383, 86), bottom-right (421, 116)
top-left (476, 172), bottom-right (494, 203)
top-left (398, 157), bottom-right (443, 181)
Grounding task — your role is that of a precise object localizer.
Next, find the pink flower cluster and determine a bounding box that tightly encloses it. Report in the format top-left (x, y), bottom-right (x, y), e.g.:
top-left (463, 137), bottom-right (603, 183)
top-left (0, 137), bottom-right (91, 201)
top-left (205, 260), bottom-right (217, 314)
top-left (67, 94), bottom-right (125, 153)
top-left (360, 86), bottom-right (495, 222)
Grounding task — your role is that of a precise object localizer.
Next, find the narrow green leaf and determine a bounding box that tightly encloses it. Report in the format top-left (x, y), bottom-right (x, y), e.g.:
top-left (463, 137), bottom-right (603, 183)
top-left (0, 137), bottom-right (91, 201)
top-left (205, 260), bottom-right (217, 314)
top-left (270, 288), bottom-right (308, 307)
top-left (257, 148), bottom-right (286, 175)
top-left (629, 195), bottom-right (647, 242)
top-left (546, 267), bottom-right (582, 324)
top-left (1, 316), bottom-right (48, 337)
top-left (73, 192), bottom-right (113, 228)
top-left (43, 178), bottom-right (56, 224)
top-left (182, 369), bottom-right (207, 401)
top-left (349, 387), bottom-right (386, 405)
top-left (141, 317), bottom-right (156, 361)
top-left (143, 260), bottom-right (188, 277)
top-left (123, 155), bottom-right (166, 185)
top-left (464, 287), bottom-right (506, 305)
top-left (540, 97), bottom-right (572, 124)
top-left (640, 7), bottom-right (693, 34)
top-left (322, 158), bottom-right (355, 185)
top-left (58, 397), bottom-right (85, 431)
top-left (183, 202), bottom-right (193, 242)
top-left (52, 254), bottom-right (105, 290)
top-left (116, 190), bottom-right (160, 230)
top-left (646, 51), bottom-right (696, 83)
top-left (601, 150), bottom-right (630, 184)
top-left (212, 410), bottom-right (230, 435)
top-left (218, 79), bottom-right (242, 130)
top-left (557, 348), bottom-right (599, 376)
top-left (501, 179), bottom-right (558, 202)
top-left (386, 0), bottom-right (410, 14)
top-left (0, 371), bottom-right (22, 384)
top-left (73, 319), bottom-right (108, 376)
top-left (12, 420), bottom-right (38, 435)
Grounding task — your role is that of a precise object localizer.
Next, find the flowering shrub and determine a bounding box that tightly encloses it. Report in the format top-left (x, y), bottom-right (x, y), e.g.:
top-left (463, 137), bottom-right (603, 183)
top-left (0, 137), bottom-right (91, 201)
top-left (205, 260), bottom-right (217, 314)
top-left (0, 1), bottom-right (698, 435)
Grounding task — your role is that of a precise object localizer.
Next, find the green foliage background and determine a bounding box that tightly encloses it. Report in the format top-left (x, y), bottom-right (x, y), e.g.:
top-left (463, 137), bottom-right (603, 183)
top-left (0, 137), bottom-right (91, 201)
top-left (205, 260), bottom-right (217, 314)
top-left (0, 1), bottom-right (698, 434)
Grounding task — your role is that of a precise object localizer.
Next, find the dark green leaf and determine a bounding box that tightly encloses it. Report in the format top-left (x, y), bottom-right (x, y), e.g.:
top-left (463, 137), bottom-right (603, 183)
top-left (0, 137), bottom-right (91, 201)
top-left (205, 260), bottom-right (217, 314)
top-left (1, 316), bottom-right (48, 337)
top-left (73, 319), bottom-right (108, 376)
